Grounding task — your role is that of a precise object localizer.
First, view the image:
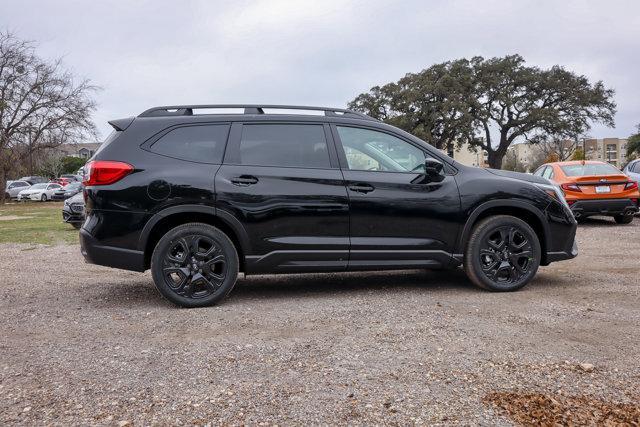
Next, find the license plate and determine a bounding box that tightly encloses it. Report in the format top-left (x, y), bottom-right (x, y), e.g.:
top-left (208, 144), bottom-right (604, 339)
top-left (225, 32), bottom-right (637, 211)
top-left (595, 185), bottom-right (610, 193)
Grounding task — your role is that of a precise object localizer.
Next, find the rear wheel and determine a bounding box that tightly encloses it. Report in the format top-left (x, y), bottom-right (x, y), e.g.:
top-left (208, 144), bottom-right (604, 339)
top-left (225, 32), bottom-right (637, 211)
top-left (151, 223), bottom-right (239, 308)
top-left (464, 215), bottom-right (541, 291)
top-left (613, 214), bottom-right (633, 224)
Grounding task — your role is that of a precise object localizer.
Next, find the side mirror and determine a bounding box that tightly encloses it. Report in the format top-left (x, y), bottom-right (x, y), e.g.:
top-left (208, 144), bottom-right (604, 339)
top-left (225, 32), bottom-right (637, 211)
top-left (412, 158), bottom-right (445, 184)
top-left (424, 158), bottom-right (444, 177)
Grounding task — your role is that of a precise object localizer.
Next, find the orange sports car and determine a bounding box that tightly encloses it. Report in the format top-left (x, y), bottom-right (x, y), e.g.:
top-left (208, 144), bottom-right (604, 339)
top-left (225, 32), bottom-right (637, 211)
top-left (533, 160), bottom-right (639, 224)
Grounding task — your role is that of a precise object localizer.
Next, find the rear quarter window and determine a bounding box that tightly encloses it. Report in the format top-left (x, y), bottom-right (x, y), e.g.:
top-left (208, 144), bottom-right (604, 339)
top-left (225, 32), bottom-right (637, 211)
top-left (149, 124), bottom-right (230, 163)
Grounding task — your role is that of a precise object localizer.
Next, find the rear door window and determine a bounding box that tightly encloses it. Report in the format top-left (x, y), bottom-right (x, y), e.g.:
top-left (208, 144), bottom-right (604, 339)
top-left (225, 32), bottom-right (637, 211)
top-left (150, 124), bottom-right (230, 163)
top-left (238, 124), bottom-right (330, 168)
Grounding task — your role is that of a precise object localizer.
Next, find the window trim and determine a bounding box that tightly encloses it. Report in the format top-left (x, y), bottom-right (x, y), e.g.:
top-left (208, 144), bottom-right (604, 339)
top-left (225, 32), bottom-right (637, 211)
top-left (330, 124), bottom-right (451, 175)
top-left (141, 122), bottom-right (231, 164)
top-left (222, 122), bottom-right (340, 170)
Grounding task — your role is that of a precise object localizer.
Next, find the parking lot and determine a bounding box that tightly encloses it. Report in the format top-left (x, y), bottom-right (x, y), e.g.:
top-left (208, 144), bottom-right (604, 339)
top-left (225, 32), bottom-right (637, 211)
top-left (1, 215), bottom-right (639, 425)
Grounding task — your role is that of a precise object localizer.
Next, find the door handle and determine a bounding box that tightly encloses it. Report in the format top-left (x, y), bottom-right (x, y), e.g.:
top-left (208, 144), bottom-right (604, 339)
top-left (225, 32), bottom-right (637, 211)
top-left (348, 183), bottom-right (375, 193)
top-left (230, 175), bottom-right (259, 186)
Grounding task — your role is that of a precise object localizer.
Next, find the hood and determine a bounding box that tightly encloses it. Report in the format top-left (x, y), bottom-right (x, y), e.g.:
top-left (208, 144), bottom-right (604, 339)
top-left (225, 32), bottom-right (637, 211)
top-left (485, 168), bottom-right (550, 185)
top-left (68, 192), bottom-right (84, 203)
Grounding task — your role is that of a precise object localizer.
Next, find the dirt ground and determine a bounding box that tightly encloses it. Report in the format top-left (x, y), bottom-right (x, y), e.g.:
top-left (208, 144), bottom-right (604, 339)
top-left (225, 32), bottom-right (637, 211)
top-left (1, 217), bottom-right (639, 425)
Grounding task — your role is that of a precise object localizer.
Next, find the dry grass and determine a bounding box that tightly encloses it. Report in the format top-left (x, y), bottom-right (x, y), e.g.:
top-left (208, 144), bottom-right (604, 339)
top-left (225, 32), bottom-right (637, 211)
top-left (484, 391), bottom-right (640, 426)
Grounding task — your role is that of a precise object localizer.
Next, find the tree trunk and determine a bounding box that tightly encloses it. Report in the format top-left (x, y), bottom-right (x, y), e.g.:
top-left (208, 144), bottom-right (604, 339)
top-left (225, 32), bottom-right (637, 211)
top-left (487, 150), bottom-right (503, 169)
top-left (0, 167), bottom-right (6, 205)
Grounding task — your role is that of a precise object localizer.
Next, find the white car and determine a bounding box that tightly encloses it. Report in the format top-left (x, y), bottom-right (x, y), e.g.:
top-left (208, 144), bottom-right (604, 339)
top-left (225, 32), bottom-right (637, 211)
top-left (17, 183), bottom-right (62, 201)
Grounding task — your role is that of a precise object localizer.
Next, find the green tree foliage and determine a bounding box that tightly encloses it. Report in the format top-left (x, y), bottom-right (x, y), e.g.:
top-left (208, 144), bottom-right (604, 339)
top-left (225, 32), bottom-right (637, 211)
top-left (571, 147), bottom-right (586, 161)
top-left (626, 124), bottom-right (640, 160)
top-left (61, 156), bottom-right (86, 174)
top-left (348, 55), bottom-right (616, 169)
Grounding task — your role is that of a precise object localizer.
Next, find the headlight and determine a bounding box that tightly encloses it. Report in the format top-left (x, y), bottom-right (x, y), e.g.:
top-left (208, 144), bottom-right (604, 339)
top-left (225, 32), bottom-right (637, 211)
top-left (535, 182), bottom-right (569, 208)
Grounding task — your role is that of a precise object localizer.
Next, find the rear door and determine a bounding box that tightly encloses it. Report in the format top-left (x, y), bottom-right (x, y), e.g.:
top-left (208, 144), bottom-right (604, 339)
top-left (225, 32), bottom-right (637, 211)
top-left (215, 122), bottom-right (349, 273)
top-left (332, 125), bottom-right (461, 270)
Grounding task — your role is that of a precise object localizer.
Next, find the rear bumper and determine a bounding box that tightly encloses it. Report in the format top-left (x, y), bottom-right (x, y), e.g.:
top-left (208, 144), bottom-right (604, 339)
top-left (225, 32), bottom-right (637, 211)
top-left (80, 228), bottom-right (146, 272)
top-left (546, 238), bottom-right (578, 263)
top-left (570, 198), bottom-right (638, 217)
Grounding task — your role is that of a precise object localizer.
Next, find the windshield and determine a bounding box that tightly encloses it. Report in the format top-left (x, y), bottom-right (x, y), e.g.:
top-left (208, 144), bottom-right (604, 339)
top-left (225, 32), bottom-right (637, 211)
top-left (561, 163), bottom-right (621, 176)
top-left (30, 183), bottom-right (47, 189)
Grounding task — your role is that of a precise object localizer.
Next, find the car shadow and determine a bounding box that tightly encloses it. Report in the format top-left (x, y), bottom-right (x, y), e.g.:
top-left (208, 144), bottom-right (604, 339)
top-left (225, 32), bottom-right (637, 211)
top-left (577, 216), bottom-right (622, 227)
top-left (228, 268), bottom-right (475, 302)
top-left (86, 268), bottom-right (479, 309)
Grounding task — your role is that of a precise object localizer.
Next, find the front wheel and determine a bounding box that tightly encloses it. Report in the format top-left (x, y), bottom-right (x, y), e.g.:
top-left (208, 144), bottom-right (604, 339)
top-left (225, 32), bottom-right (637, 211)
top-left (151, 223), bottom-right (239, 308)
top-left (613, 214), bottom-right (633, 224)
top-left (40, 194), bottom-right (47, 202)
top-left (464, 215), bottom-right (541, 291)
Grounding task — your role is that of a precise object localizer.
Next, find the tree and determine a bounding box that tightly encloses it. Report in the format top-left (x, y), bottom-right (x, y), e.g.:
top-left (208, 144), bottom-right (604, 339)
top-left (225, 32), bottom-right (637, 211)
top-left (571, 147), bottom-right (586, 161)
top-left (627, 124), bottom-right (640, 160)
top-left (37, 150), bottom-right (65, 178)
top-left (533, 136), bottom-right (580, 161)
top-left (348, 55), bottom-right (616, 169)
top-left (61, 156), bottom-right (86, 174)
top-left (502, 149), bottom-right (527, 172)
top-left (0, 31), bottom-right (97, 203)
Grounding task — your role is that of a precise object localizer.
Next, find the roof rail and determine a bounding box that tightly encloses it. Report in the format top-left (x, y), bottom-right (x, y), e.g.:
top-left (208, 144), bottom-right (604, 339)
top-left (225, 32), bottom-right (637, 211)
top-left (138, 104), bottom-right (377, 121)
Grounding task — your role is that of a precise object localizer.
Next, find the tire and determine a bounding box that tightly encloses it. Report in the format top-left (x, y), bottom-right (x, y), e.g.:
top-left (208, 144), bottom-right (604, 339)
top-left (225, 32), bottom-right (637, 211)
top-left (613, 214), bottom-right (633, 224)
top-left (71, 222), bottom-right (82, 230)
top-left (151, 223), bottom-right (239, 308)
top-left (41, 194), bottom-right (47, 202)
top-left (464, 215), bottom-right (541, 292)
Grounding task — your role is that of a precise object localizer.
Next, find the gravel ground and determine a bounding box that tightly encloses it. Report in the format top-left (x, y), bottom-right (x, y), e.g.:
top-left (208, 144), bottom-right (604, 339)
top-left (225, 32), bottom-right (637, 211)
top-left (1, 217), bottom-right (639, 425)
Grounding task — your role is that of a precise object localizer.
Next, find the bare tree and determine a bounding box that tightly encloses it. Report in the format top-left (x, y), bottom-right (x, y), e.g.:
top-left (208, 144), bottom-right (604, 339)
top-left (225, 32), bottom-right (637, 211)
top-left (0, 31), bottom-right (98, 203)
top-left (531, 135), bottom-right (581, 162)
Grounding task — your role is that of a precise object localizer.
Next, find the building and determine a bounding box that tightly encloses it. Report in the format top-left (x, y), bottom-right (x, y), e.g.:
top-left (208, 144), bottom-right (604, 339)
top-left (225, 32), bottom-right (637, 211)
top-left (442, 142), bottom-right (488, 167)
top-left (56, 142), bottom-right (102, 159)
top-left (583, 138), bottom-right (628, 168)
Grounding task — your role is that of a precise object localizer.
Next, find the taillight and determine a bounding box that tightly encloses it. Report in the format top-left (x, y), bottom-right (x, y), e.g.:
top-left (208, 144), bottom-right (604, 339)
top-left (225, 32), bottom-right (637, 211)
top-left (624, 181), bottom-right (638, 191)
top-left (83, 160), bottom-right (133, 186)
top-left (561, 183), bottom-right (582, 192)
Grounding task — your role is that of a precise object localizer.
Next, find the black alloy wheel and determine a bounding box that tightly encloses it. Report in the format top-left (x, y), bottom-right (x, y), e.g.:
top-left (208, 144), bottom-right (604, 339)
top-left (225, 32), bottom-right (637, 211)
top-left (151, 223), bottom-right (239, 307)
top-left (464, 215), bottom-right (541, 291)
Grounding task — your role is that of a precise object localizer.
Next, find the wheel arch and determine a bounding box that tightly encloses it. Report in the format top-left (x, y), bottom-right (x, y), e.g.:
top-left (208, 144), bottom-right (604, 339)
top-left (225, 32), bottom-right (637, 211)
top-left (139, 205), bottom-right (250, 271)
top-left (456, 200), bottom-right (550, 264)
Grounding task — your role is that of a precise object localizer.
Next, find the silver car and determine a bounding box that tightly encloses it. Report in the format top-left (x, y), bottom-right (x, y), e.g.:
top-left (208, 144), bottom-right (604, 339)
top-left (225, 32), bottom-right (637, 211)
top-left (4, 180), bottom-right (32, 199)
top-left (623, 159), bottom-right (640, 185)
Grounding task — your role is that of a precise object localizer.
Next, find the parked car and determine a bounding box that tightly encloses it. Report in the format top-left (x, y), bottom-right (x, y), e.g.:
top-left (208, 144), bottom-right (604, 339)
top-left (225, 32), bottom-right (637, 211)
top-left (18, 175), bottom-right (48, 185)
top-left (51, 177), bottom-right (73, 187)
top-left (534, 161), bottom-right (639, 224)
top-left (62, 192), bottom-right (85, 229)
top-left (623, 158), bottom-right (640, 186)
top-left (60, 174), bottom-right (83, 182)
top-left (80, 104), bottom-right (578, 308)
top-left (4, 180), bottom-right (31, 199)
top-left (17, 182), bottom-right (62, 201)
top-left (52, 182), bottom-right (83, 200)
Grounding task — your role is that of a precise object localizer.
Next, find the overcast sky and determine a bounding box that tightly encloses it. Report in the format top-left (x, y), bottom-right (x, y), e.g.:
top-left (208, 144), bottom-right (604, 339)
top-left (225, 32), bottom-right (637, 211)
top-left (2, 0), bottom-right (639, 141)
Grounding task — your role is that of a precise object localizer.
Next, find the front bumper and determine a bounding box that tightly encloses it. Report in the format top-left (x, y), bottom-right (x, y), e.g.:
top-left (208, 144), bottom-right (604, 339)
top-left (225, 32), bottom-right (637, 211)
top-left (570, 198), bottom-right (639, 218)
top-left (62, 204), bottom-right (84, 223)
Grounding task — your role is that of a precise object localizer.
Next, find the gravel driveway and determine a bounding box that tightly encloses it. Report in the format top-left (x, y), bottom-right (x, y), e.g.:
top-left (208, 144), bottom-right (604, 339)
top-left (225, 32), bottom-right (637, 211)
top-left (1, 217), bottom-right (639, 425)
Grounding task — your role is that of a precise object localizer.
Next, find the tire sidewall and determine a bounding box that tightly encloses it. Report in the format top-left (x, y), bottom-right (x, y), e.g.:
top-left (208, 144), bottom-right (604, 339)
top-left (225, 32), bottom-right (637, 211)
top-left (465, 216), bottom-right (541, 291)
top-left (151, 223), bottom-right (239, 308)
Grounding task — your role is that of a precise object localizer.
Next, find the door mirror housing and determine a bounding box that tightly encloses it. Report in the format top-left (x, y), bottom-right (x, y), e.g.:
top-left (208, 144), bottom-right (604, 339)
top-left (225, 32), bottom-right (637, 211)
top-left (412, 158), bottom-right (445, 184)
top-left (424, 158), bottom-right (444, 177)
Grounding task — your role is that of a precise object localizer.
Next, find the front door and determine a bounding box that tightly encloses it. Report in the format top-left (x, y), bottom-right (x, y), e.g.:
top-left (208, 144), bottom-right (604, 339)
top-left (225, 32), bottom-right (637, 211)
top-left (332, 125), bottom-right (461, 270)
top-left (215, 122), bottom-right (349, 273)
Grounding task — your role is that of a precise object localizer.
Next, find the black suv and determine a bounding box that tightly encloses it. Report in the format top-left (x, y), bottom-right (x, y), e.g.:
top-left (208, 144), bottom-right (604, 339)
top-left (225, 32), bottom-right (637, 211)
top-left (80, 105), bottom-right (577, 307)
